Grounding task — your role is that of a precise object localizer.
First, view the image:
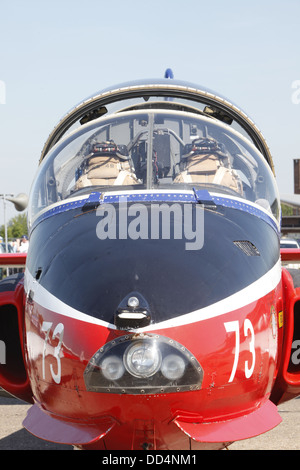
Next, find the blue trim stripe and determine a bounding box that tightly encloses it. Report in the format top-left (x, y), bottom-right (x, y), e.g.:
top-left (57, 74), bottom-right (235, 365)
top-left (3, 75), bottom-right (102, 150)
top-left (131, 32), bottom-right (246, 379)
top-left (103, 191), bottom-right (197, 203)
top-left (31, 190), bottom-right (279, 234)
top-left (211, 195), bottom-right (279, 233)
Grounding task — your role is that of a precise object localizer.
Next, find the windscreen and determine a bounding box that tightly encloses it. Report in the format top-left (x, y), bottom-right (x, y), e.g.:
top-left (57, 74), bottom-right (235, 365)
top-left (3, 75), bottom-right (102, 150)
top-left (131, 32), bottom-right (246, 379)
top-left (29, 109), bottom-right (280, 225)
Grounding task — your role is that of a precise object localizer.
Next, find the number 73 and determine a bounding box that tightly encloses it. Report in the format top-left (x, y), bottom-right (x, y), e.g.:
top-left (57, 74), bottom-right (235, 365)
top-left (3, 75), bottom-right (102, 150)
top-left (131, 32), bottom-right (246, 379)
top-left (224, 319), bottom-right (255, 383)
top-left (41, 321), bottom-right (64, 384)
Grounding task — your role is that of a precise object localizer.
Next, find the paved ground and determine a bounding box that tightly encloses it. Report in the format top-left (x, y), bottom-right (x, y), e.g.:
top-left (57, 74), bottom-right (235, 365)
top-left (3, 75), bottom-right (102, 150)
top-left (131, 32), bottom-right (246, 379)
top-left (0, 394), bottom-right (299, 450)
top-left (0, 394), bottom-right (72, 450)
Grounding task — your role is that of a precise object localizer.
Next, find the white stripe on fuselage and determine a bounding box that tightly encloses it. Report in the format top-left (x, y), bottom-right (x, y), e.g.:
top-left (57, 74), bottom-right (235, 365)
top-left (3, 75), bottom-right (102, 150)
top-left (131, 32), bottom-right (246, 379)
top-left (24, 258), bottom-right (281, 332)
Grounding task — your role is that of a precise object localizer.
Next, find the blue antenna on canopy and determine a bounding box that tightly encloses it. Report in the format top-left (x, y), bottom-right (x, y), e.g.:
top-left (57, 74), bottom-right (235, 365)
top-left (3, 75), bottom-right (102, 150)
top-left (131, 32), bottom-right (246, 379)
top-left (164, 68), bottom-right (174, 79)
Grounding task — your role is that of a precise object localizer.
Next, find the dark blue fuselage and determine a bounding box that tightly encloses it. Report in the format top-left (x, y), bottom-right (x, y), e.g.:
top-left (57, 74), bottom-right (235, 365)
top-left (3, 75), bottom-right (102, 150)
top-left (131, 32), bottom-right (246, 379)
top-left (26, 193), bottom-right (279, 328)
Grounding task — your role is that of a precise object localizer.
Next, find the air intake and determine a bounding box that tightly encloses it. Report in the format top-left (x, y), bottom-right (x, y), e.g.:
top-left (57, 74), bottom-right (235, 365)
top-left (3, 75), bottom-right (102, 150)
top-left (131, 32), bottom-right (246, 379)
top-left (233, 240), bottom-right (260, 256)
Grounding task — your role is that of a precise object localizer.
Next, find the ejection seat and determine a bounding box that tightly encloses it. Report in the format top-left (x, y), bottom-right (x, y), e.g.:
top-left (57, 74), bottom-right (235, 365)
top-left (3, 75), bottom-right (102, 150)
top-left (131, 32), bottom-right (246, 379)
top-left (76, 141), bottom-right (139, 188)
top-left (174, 138), bottom-right (243, 194)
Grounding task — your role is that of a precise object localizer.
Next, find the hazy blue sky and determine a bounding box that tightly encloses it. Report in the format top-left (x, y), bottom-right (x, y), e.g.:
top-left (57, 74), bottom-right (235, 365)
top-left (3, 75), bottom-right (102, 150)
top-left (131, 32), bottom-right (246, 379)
top-left (1, 0), bottom-right (300, 225)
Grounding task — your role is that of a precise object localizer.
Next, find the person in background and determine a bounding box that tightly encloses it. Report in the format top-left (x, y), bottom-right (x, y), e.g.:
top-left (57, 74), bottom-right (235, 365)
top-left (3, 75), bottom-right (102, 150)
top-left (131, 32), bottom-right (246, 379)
top-left (11, 239), bottom-right (18, 253)
top-left (17, 235), bottom-right (29, 253)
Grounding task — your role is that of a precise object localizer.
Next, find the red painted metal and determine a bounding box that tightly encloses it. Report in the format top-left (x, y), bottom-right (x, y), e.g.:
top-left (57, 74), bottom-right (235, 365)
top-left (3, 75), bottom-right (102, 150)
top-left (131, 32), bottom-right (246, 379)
top-left (271, 268), bottom-right (300, 404)
top-left (21, 279), bottom-right (283, 449)
top-left (1, 251), bottom-right (300, 447)
top-left (280, 248), bottom-right (300, 262)
top-left (174, 400), bottom-right (281, 442)
top-left (0, 278), bottom-right (33, 403)
top-left (0, 253), bottom-right (26, 266)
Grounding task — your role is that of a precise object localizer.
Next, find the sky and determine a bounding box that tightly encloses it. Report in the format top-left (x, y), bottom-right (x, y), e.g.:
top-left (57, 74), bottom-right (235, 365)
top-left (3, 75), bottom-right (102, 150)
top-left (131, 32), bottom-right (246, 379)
top-left (1, 0), bottom-right (300, 226)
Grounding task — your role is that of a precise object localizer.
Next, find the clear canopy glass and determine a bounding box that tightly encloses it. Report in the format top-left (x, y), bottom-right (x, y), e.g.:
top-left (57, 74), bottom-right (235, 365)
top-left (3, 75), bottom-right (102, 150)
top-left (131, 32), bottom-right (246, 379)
top-left (29, 109), bottom-right (280, 225)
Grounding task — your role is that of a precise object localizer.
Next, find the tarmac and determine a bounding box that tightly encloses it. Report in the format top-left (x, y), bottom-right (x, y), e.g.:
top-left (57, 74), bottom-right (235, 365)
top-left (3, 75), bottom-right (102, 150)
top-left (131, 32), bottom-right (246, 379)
top-left (0, 393), bottom-right (298, 450)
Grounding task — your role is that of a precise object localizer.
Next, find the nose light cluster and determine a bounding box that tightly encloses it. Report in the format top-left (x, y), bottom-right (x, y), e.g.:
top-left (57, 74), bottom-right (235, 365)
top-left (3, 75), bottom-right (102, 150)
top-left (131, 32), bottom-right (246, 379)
top-left (84, 333), bottom-right (203, 395)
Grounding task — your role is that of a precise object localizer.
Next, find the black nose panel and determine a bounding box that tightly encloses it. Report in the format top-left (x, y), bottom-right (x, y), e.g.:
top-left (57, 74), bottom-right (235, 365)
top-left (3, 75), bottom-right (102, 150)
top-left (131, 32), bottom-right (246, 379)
top-left (26, 202), bottom-right (279, 326)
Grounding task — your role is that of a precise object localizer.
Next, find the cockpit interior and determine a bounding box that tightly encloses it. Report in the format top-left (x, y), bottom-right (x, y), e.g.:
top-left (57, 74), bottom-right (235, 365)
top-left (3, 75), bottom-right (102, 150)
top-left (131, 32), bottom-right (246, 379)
top-left (29, 101), bottom-right (280, 225)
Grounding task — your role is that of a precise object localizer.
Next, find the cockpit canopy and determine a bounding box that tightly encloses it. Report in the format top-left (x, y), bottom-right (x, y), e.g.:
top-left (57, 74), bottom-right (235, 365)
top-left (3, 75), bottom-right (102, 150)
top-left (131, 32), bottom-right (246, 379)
top-left (29, 107), bottom-right (280, 226)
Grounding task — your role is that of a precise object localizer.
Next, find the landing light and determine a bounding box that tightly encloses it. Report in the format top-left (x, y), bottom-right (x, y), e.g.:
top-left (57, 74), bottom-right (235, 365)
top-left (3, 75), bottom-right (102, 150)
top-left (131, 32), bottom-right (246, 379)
top-left (124, 341), bottom-right (161, 378)
top-left (84, 334), bottom-right (203, 395)
top-left (100, 355), bottom-right (125, 381)
top-left (161, 354), bottom-right (186, 380)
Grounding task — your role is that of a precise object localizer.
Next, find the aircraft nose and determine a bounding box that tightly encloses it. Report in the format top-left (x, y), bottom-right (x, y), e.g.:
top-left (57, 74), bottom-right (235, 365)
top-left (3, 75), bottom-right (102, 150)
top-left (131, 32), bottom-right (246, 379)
top-left (26, 197), bottom-right (279, 328)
